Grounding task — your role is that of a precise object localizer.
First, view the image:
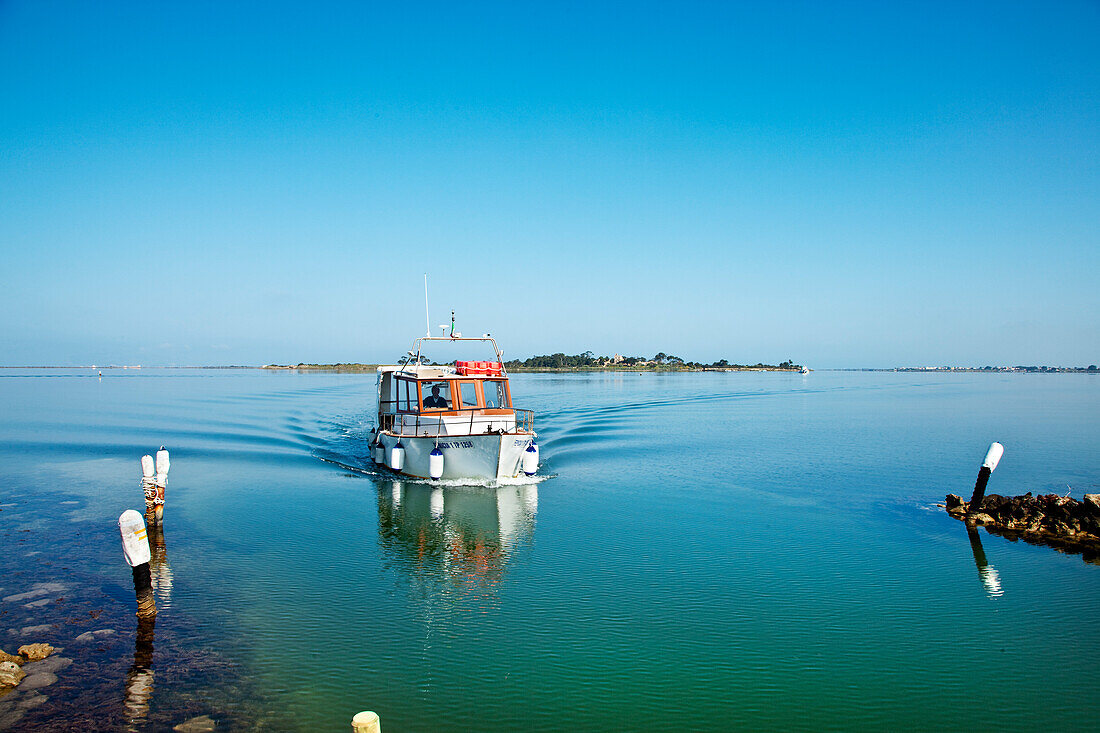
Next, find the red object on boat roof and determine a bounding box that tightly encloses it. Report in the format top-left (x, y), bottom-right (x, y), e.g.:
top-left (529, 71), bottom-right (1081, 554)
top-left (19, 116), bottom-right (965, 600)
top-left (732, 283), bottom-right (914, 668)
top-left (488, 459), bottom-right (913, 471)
top-left (454, 360), bottom-right (502, 376)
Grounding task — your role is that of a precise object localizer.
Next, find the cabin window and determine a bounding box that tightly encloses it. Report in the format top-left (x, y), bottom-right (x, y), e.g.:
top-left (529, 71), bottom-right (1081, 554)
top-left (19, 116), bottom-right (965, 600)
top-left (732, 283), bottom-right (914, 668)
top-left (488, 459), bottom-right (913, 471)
top-left (420, 381), bottom-right (451, 410)
top-left (458, 381), bottom-right (479, 408)
top-left (397, 379), bottom-right (417, 412)
top-left (481, 380), bottom-right (509, 408)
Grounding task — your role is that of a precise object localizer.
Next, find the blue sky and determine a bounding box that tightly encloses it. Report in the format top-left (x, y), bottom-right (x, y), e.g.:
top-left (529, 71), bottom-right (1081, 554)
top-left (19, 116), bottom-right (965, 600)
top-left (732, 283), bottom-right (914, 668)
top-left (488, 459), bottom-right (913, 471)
top-left (1, 1), bottom-right (1097, 367)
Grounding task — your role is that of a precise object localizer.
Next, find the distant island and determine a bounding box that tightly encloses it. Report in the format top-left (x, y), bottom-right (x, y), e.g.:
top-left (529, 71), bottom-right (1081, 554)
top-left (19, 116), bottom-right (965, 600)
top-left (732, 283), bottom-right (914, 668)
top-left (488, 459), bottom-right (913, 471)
top-left (260, 359), bottom-right (1100, 374)
top-left (263, 363), bottom-right (381, 371)
top-left (503, 352), bottom-right (804, 372)
top-left (844, 365), bottom-right (1099, 373)
top-left (263, 353), bottom-right (806, 373)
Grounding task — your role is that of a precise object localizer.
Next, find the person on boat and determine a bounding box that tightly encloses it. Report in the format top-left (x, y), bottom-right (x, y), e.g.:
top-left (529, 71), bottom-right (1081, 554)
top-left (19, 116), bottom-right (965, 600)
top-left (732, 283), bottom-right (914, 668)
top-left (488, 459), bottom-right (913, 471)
top-left (423, 385), bottom-right (448, 409)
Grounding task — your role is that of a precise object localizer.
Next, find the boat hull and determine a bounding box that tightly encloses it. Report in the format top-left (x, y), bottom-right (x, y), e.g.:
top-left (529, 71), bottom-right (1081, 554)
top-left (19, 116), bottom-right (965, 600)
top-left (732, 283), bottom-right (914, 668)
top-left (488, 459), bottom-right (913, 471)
top-left (377, 431), bottom-right (535, 481)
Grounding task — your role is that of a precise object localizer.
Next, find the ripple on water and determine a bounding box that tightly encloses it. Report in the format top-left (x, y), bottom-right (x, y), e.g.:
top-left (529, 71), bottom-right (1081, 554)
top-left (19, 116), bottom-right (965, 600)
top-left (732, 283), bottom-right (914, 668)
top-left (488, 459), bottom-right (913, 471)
top-left (2, 370), bottom-right (1099, 731)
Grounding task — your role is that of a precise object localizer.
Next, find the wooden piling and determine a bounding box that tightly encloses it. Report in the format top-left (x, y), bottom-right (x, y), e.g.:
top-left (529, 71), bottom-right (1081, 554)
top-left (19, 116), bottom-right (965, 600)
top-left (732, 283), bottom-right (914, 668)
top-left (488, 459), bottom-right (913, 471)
top-left (152, 447), bottom-right (169, 526)
top-left (967, 466), bottom-right (992, 514)
top-left (141, 454), bottom-right (157, 525)
top-left (119, 510), bottom-right (157, 619)
top-left (351, 711), bottom-right (381, 732)
top-left (132, 563), bottom-right (157, 619)
top-left (966, 442), bottom-right (1004, 516)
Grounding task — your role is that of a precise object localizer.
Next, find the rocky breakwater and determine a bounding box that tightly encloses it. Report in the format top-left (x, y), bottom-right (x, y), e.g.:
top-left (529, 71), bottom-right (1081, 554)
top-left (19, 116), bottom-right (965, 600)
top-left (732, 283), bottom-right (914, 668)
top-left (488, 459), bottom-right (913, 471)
top-left (945, 492), bottom-right (1100, 559)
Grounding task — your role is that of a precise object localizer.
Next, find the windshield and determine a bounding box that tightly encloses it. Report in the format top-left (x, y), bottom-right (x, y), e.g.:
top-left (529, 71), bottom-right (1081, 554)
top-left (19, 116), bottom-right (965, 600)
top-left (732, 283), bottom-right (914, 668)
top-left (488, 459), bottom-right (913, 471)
top-left (482, 379), bottom-right (509, 408)
top-left (420, 381), bottom-right (451, 410)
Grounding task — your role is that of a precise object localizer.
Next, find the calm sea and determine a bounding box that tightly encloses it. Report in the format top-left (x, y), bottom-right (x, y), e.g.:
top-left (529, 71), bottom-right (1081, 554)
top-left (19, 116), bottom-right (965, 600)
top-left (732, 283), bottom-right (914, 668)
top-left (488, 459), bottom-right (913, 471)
top-left (0, 369), bottom-right (1098, 731)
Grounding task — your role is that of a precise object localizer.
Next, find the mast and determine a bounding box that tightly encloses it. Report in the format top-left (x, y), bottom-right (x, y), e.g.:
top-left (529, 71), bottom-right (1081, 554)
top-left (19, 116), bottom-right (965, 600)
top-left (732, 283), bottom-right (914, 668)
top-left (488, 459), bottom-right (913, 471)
top-left (424, 274), bottom-right (431, 337)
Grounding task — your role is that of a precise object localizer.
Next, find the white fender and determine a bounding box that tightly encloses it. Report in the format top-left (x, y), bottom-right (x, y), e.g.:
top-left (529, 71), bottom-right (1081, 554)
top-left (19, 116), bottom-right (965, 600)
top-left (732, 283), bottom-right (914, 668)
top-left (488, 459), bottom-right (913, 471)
top-left (429, 446), bottom-right (445, 480)
top-left (522, 442), bottom-right (539, 476)
top-left (389, 442), bottom-right (405, 471)
top-left (118, 509), bottom-right (151, 567)
top-left (141, 455), bottom-right (155, 479)
top-left (372, 438), bottom-right (385, 464)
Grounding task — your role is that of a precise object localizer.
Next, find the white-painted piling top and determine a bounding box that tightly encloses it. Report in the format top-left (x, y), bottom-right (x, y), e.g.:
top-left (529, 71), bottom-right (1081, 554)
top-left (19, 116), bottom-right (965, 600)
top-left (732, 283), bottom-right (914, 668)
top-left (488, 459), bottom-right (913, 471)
top-left (982, 442), bottom-right (1004, 471)
top-left (118, 509), bottom-right (151, 567)
top-left (351, 710), bottom-right (380, 732)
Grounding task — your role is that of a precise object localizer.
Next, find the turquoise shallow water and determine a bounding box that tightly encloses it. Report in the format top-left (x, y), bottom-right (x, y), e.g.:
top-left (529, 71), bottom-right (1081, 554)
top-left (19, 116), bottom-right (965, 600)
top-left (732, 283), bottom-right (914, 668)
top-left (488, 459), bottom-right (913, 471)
top-left (1, 369), bottom-right (1098, 731)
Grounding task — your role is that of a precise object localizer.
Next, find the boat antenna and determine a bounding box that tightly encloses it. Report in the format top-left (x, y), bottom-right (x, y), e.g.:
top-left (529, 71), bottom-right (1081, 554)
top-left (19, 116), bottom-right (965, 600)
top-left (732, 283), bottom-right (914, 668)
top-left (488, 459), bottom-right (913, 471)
top-left (424, 274), bottom-right (431, 337)
top-left (450, 310), bottom-right (456, 338)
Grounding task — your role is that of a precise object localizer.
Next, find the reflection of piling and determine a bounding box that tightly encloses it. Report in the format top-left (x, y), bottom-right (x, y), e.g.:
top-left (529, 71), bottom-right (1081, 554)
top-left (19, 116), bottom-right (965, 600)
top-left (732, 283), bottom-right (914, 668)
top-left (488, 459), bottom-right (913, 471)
top-left (123, 615), bottom-right (156, 729)
top-left (966, 524), bottom-right (989, 568)
top-left (352, 711), bottom-right (381, 732)
top-left (966, 523), bottom-right (1004, 598)
top-left (147, 525), bottom-right (173, 610)
top-left (967, 442), bottom-right (1004, 515)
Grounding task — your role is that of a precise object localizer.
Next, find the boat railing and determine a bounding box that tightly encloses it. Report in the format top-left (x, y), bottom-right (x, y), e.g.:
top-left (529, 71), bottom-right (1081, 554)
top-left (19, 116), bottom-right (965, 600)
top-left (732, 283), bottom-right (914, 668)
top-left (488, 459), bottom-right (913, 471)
top-left (379, 404), bottom-right (534, 437)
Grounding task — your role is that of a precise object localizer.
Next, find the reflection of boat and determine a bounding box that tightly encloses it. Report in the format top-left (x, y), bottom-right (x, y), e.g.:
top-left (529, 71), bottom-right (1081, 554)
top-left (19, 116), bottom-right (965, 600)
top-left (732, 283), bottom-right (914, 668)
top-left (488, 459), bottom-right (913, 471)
top-left (377, 482), bottom-right (538, 591)
top-left (371, 336), bottom-right (538, 481)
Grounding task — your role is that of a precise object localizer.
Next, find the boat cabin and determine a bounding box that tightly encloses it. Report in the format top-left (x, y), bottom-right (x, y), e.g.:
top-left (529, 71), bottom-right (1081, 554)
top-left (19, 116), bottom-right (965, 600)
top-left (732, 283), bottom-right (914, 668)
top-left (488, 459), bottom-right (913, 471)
top-left (377, 362), bottom-right (531, 437)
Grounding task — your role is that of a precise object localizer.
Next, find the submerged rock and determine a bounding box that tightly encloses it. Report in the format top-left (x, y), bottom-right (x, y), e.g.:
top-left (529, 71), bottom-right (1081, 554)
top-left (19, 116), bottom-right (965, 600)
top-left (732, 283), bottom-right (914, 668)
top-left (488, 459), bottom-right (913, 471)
top-left (22, 656), bottom-right (71, 676)
top-left (14, 625), bottom-right (53, 637)
top-left (16, 692), bottom-right (47, 710)
top-left (17, 672), bottom-right (58, 691)
top-left (0, 662), bottom-right (24, 688)
top-left (0, 709), bottom-right (25, 729)
top-left (174, 714), bottom-right (217, 732)
top-left (1, 583), bottom-right (65, 604)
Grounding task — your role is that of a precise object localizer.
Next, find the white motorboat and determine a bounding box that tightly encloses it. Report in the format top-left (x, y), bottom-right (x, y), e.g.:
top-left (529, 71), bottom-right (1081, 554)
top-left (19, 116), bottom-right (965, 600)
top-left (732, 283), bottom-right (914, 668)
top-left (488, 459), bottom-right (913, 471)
top-left (370, 335), bottom-right (538, 481)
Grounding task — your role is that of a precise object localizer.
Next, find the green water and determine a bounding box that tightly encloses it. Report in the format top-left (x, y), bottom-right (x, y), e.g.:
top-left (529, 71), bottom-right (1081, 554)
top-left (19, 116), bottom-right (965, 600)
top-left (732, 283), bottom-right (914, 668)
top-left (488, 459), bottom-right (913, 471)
top-left (0, 369), bottom-right (1097, 730)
